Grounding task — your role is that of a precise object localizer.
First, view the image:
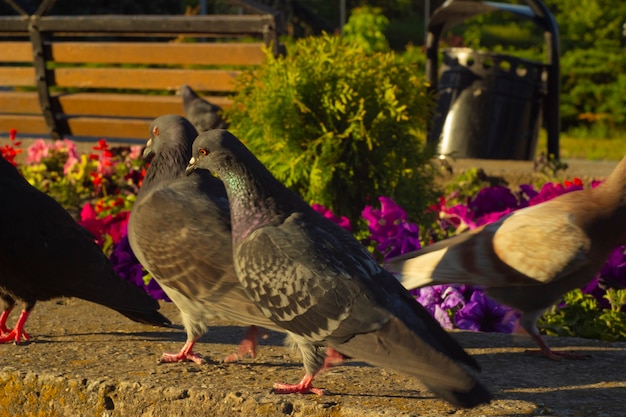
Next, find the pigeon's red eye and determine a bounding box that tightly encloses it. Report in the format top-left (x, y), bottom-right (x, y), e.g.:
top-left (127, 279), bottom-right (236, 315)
top-left (199, 149), bottom-right (208, 156)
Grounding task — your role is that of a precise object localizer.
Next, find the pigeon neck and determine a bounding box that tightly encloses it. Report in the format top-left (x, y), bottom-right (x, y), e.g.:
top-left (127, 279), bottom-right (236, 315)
top-left (220, 166), bottom-right (288, 241)
top-left (141, 143), bottom-right (191, 192)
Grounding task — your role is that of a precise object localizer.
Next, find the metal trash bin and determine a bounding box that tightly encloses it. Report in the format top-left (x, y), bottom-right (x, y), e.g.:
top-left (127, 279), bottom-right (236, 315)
top-left (432, 48), bottom-right (546, 160)
top-left (425, 0), bottom-right (560, 160)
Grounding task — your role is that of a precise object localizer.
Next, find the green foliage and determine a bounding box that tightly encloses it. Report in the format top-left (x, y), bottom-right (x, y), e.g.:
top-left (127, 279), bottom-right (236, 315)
top-left (539, 289), bottom-right (626, 342)
top-left (342, 6), bottom-right (390, 53)
top-left (226, 33), bottom-right (438, 225)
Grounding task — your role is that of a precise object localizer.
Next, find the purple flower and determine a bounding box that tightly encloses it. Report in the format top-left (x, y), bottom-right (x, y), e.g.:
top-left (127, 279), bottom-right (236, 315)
top-left (362, 196), bottom-right (420, 259)
top-left (415, 284), bottom-right (466, 330)
top-left (109, 235), bottom-right (171, 302)
top-left (469, 186), bottom-right (519, 218)
top-left (528, 182), bottom-right (583, 206)
top-left (455, 290), bottom-right (518, 333)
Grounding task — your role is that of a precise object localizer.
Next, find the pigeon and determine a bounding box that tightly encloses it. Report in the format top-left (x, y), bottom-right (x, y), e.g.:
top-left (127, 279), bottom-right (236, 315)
top-left (178, 84), bottom-right (229, 133)
top-left (185, 130), bottom-right (492, 408)
top-left (128, 114), bottom-right (287, 364)
top-left (383, 156), bottom-right (626, 360)
top-left (0, 155), bottom-right (171, 344)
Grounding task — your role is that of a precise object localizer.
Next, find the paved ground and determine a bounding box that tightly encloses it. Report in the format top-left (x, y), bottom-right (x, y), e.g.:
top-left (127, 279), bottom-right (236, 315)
top-left (0, 299), bottom-right (625, 417)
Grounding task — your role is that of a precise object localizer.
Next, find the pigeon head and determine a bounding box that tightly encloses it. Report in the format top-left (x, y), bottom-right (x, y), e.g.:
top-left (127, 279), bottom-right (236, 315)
top-left (145, 115), bottom-right (197, 161)
top-left (185, 129), bottom-right (241, 176)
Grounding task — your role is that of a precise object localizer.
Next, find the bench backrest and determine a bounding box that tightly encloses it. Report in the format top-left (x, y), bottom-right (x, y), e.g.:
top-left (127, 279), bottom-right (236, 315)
top-left (0, 9), bottom-right (283, 141)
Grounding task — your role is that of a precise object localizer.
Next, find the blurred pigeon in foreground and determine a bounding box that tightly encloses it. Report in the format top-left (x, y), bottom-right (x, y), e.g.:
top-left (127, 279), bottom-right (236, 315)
top-left (178, 84), bottom-right (228, 133)
top-left (128, 115), bottom-right (286, 364)
top-left (186, 130), bottom-right (491, 408)
top-left (384, 156), bottom-right (626, 360)
top-left (0, 155), bottom-right (171, 344)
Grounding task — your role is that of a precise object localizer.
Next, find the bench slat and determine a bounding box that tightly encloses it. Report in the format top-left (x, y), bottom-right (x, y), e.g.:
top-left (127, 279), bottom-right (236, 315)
top-left (0, 91), bottom-right (41, 114)
top-left (0, 67), bottom-right (36, 87)
top-left (49, 42), bottom-right (267, 66)
top-left (51, 67), bottom-right (239, 92)
top-left (1, 42), bottom-right (32, 63)
top-left (0, 114), bottom-right (48, 136)
top-left (0, 91), bottom-right (232, 118)
top-left (65, 116), bottom-right (151, 139)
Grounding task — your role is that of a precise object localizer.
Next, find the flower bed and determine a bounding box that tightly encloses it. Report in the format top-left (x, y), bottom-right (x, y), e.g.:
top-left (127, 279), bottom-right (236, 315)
top-left (3, 132), bottom-right (625, 342)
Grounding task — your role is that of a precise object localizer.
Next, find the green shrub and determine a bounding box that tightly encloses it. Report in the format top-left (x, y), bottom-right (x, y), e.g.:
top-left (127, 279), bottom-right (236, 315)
top-left (226, 33), bottom-right (437, 225)
top-left (342, 6), bottom-right (390, 54)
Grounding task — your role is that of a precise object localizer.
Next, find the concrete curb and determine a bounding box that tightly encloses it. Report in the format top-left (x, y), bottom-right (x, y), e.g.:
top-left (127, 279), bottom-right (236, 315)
top-left (0, 299), bottom-right (624, 417)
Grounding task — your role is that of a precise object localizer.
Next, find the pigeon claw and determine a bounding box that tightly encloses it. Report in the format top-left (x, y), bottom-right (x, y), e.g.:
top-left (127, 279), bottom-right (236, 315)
top-left (272, 374), bottom-right (325, 396)
top-left (0, 328), bottom-right (31, 345)
top-left (159, 351), bottom-right (206, 365)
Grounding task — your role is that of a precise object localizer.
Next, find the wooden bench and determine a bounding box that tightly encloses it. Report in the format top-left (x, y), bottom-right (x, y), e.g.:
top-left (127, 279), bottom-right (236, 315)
top-left (0, 1), bottom-right (284, 141)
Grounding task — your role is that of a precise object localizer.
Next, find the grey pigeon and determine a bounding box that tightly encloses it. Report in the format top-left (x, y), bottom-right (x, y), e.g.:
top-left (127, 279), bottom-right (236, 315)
top-left (128, 114), bottom-right (286, 364)
top-left (178, 84), bottom-right (229, 133)
top-left (0, 155), bottom-right (171, 344)
top-left (185, 130), bottom-right (492, 408)
top-left (384, 156), bottom-right (626, 360)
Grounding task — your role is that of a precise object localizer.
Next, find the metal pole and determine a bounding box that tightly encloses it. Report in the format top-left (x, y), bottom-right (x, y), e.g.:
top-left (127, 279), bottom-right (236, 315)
top-left (340, 0), bottom-right (346, 34)
top-left (424, 0), bottom-right (430, 44)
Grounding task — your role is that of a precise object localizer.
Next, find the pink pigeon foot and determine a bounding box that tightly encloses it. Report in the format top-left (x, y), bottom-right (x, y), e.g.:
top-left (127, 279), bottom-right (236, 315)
top-left (272, 373), bottom-right (325, 395)
top-left (526, 334), bottom-right (591, 360)
top-left (0, 307), bottom-right (13, 336)
top-left (159, 340), bottom-right (205, 365)
top-left (0, 309), bottom-right (31, 344)
top-left (322, 347), bottom-right (345, 370)
top-left (224, 325), bottom-right (259, 363)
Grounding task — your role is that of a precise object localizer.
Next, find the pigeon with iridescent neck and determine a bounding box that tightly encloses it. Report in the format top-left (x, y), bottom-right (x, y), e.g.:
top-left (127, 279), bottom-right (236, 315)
top-left (185, 129), bottom-right (491, 408)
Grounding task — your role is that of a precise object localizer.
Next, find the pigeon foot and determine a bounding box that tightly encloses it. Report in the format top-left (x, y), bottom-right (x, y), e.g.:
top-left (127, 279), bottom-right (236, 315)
top-left (272, 374), bottom-right (324, 395)
top-left (527, 334), bottom-right (591, 360)
top-left (0, 328), bottom-right (31, 344)
top-left (524, 348), bottom-right (591, 361)
top-left (224, 325), bottom-right (259, 363)
top-left (0, 309), bottom-right (31, 344)
top-left (159, 340), bottom-right (205, 365)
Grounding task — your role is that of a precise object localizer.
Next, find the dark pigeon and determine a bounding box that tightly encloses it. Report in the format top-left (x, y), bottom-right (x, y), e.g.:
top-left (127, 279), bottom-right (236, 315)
top-left (128, 114), bottom-right (285, 364)
top-left (185, 130), bottom-right (492, 408)
top-left (178, 84), bottom-right (229, 133)
top-left (0, 155), bottom-right (171, 344)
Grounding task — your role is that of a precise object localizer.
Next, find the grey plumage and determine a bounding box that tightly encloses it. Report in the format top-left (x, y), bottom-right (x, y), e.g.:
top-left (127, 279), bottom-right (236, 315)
top-left (186, 130), bottom-right (491, 408)
top-left (0, 155), bottom-right (171, 344)
top-left (383, 156), bottom-right (626, 360)
top-left (178, 84), bottom-right (229, 133)
top-left (127, 115), bottom-right (281, 364)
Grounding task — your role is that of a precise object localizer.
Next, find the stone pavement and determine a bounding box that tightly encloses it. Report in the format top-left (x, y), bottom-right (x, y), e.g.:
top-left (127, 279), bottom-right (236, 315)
top-left (0, 299), bottom-right (624, 417)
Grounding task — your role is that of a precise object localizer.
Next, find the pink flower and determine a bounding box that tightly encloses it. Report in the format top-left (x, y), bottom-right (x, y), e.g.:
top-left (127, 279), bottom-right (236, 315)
top-left (26, 139), bottom-right (49, 164)
top-left (129, 145), bottom-right (143, 160)
top-left (311, 203), bottom-right (351, 232)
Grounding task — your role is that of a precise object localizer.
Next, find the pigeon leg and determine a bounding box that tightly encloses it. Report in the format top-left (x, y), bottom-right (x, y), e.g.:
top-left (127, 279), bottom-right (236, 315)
top-left (224, 325), bottom-right (259, 363)
top-left (159, 339), bottom-right (205, 365)
top-left (0, 305), bottom-right (14, 336)
top-left (272, 373), bottom-right (325, 395)
top-left (322, 347), bottom-right (345, 370)
top-left (0, 309), bottom-right (32, 344)
top-left (526, 334), bottom-right (590, 360)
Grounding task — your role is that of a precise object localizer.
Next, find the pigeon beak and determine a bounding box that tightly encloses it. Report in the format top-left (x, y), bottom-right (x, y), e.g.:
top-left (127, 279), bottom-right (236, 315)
top-left (142, 139), bottom-right (155, 161)
top-left (185, 157), bottom-right (197, 176)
